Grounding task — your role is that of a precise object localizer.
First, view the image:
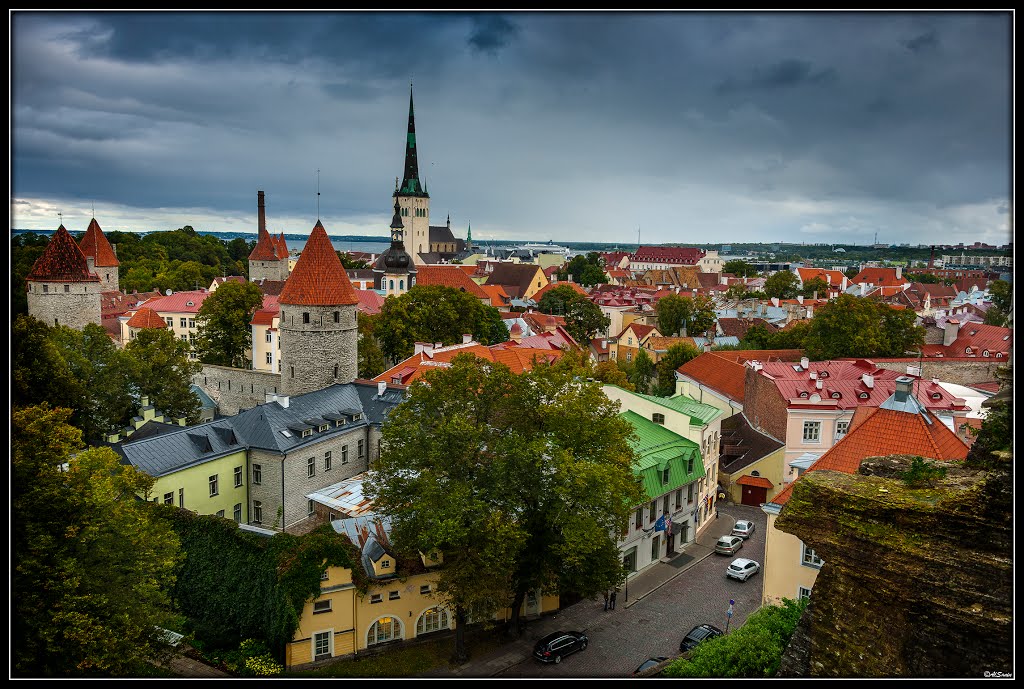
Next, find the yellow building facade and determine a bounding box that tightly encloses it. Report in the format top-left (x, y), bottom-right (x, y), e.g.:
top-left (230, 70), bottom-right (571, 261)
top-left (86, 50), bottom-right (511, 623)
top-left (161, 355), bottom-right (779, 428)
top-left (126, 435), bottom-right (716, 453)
top-left (149, 449), bottom-right (250, 522)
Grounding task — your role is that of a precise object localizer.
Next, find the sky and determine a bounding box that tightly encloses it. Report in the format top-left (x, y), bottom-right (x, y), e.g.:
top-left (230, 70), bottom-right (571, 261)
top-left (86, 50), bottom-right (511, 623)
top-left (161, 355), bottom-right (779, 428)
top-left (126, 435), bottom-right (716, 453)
top-left (10, 10), bottom-right (1014, 247)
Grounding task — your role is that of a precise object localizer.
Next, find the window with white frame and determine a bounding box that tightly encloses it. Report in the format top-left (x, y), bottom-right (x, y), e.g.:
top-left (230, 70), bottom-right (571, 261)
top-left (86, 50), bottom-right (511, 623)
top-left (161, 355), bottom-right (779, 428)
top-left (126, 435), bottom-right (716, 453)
top-left (233, 503), bottom-right (242, 523)
top-left (266, 352), bottom-right (273, 365)
top-left (803, 421), bottom-right (821, 443)
top-left (652, 413), bottom-right (665, 425)
top-left (180, 317), bottom-right (187, 328)
top-left (342, 445), bottom-right (349, 464)
top-left (325, 451), bottom-right (332, 471)
top-left (798, 586), bottom-right (812, 602)
top-left (313, 599), bottom-right (332, 614)
top-left (801, 543), bottom-right (824, 568)
top-left (252, 464), bottom-right (262, 485)
top-left (389, 590), bottom-right (400, 600)
top-left (836, 420), bottom-right (850, 438)
top-left (370, 594), bottom-right (382, 604)
top-left (420, 584), bottom-right (431, 595)
top-left (416, 607), bottom-right (449, 635)
top-left (266, 332), bottom-right (273, 343)
top-left (367, 617), bottom-right (400, 645)
top-left (234, 466), bottom-right (243, 488)
top-left (209, 474), bottom-right (219, 497)
top-left (189, 318), bottom-right (195, 329)
top-left (164, 492), bottom-right (174, 505)
top-left (253, 501), bottom-right (263, 524)
top-left (307, 456), bottom-right (315, 478)
top-left (313, 631), bottom-right (331, 659)
top-left (358, 439), bottom-right (365, 459)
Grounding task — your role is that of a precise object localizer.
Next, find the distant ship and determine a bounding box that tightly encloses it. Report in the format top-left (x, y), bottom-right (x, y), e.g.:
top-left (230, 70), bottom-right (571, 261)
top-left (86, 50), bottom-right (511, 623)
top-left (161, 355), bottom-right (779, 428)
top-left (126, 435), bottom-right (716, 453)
top-left (513, 240), bottom-right (571, 255)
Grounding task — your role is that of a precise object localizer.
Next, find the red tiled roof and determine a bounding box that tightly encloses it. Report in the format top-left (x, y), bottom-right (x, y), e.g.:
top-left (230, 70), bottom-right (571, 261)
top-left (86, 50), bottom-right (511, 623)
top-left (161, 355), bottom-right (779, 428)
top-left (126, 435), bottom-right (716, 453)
top-left (26, 225), bottom-right (100, 283)
top-left (78, 218), bottom-right (119, 267)
top-left (851, 267), bottom-right (906, 287)
top-left (533, 280), bottom-right (589, 302)
top-left (616, 322), bottom-right (659, 341)
top-left (735, 475), bottom-right (774, 489)
top-left (480, 284), bottom-right (511, 307)
top-left (771, 405), bottom-right (968, 507)
top-left (213, 275), bottom-right (247, 286)
top-left (677, 351), bottom-right (748, 402)
top-left (252, 278), bottom-right (287, 296)
top-left (139, 290), bottom-right (211, 314)
top-left (968, 381), bottom-right (1000, 393)
top-left (416, 265), bottom-right (490, 300)
top-left (949, 323), bottom-right (1012, 357)
top-left (249, 225), bottom-right (283, 261)
top-left (275, 232), bottom-right (289, 260)
top-left (373, 344), bottom-right (564, 385)
top-left (279, 222), bottom-right (358, 306)
top-left (126, 307), bottom-right (168, 329)
top-left (249, 295), bottom-right (280, 326)
top-left (630, 246), bottom-right (705, 264)
top-left (355, 289), bottom-right (385, 315)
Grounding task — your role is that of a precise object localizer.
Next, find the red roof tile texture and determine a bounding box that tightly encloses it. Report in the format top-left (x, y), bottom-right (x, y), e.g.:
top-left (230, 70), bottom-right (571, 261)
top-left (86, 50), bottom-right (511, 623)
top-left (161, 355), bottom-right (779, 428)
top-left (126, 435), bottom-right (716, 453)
top-left (26, 226), bottom-right (100, 283)
top-left (249, 225), bottom-right (283, 261)
top-left (126, 306), bottom-right (169, 329)
top-left (735, 475), bottom-right (774, 488)
top-left (415, 265), bottom-right (490, 300)
top-left (278, 222), bottom-right (359, 306)
top-left (78, 218), bottom-right (120, 267)
top-left (676, 351), bottom-right (748, 402)
top-left (374, 344), bottom-right (564, 385)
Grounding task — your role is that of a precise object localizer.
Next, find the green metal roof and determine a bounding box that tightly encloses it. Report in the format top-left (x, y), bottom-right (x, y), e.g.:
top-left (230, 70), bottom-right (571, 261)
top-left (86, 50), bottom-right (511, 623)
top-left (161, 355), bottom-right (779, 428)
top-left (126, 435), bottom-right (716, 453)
top-left (621, 410), bottom-right (705, 500)
top-left (636, 391), bottom-right (722, 426)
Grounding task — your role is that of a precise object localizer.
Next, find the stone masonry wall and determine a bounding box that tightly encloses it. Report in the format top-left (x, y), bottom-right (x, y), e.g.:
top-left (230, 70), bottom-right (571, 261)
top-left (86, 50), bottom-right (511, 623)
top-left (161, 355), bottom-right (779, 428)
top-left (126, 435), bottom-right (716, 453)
top-left (280, 303), bottom-right (358, 396)
top-left (249, 259), bottom-right (288, 283)
top-left (27, 282), bottom-right (102, 330)
top-left (743, 367), bottom-right (789, 441)
top-left (870, 358), bottom-right (1005, 386)
top-left (195, 365), bottom-right (283, 416)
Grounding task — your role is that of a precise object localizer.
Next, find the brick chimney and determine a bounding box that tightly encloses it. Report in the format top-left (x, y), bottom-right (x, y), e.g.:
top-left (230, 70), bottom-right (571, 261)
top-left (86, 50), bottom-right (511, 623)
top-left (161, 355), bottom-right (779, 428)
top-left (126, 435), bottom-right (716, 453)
top-left (258, 190), bottom-right (266, 234)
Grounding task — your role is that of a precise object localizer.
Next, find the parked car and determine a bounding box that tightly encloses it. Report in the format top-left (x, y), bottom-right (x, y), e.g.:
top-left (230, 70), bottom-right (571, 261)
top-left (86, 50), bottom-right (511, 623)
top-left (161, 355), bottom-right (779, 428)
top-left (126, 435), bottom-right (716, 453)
top-left (715, 534), bottom-right (744, 555)
top-left (633, 656), bottom-right (669, 675)
top-left (726, 557), bottom-right (761, 582)
top-left (731, 520), bottom-right (756, 539)
top-left (679, 623), bottom-right (725, 653)
top-left (533, 630), bottom-right (588, 664)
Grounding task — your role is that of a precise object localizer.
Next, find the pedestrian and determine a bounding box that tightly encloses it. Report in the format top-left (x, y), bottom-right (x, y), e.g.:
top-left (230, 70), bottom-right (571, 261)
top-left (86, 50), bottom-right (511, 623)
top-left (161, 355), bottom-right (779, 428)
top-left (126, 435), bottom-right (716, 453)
top-left (609, 589), bottom-right (617, 610)
top-left (603, 590), bottom-right (609, 611)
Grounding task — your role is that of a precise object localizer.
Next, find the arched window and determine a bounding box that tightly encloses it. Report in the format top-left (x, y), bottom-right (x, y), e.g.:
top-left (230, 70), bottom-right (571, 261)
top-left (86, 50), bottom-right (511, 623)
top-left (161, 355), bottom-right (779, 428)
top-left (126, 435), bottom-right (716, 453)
top-left (416, 607), bottom-right (449, 636)
top-left (389, 280), bottom-right (395, 290)
top-left (399, 280), bottom-right (404, 290)
top-left (982, 350), bottom-right (990, 357)
top-left (965, 347), bottom-right (972, 355)
top-left (367, 617), bottom-right (402, 646)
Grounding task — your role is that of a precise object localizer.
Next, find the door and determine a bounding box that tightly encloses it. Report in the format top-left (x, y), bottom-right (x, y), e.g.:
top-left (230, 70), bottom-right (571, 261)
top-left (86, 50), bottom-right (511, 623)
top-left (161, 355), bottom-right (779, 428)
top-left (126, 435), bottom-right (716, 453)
top-left (741, 485), bottom-right (768, 506)
top-left (666, 532), bottom-right (676, 553)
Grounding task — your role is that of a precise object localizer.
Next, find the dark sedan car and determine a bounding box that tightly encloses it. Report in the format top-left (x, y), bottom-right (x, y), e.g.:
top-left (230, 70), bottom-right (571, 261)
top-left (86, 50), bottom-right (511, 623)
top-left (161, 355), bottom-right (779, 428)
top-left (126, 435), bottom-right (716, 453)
top-left (533, 630), bottom-right (588, 664)
top-left (679, 623), bottom-right (724, 653)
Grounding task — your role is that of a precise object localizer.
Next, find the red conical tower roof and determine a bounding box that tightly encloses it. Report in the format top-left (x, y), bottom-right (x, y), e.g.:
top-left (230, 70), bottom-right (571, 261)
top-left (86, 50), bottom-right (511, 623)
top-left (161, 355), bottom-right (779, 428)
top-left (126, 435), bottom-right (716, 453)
top-left (275, 232), bottom-right (290, 260)
top-left (26, 225), bottom-right (100, 283)
top-left (279, 221), bottom-right (358, 306)
top-left (78, 218), bottom-right (120, 267)
top-left (125, 306), bottom-right (168, 329)
top-left (249, 224), bottom-right (281, 261)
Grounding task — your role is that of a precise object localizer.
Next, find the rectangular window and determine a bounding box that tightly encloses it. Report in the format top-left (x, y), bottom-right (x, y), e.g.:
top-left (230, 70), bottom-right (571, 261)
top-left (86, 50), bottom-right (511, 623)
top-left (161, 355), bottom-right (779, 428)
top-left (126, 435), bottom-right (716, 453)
top-left (662, 495), bottom-right (669, 515)
top-left (803, 421), bottom-right (821, 443)
top-left (623, 548), bottom-right (637, 574)
top-left (798, 586), bottom-right (812, 602)
top-left (626, 351), bottom-right (632, 362)
top-left (389, 591), bottom-right (400, 600)
top-left (266, 332), bottom-right (273, 343)
top-left (253, 501), bottom-right (263, 524)
top-left (341, 446), bottom-right (348, 464)
top-left (333, 311), bottom-right (340, 323)
top-left (253, 464), bottom-right (262, 485)
top-left (836, 420), bottom-right (850, 438)
top-left (164, 492), bottom-right (174, 505)
top-left (216, 509), bottom-right (225, 518)
top-left (234, 466), bottom-right (243, 488)
top-left (64, 284), bottom-right (70, 293)
top-left (313, 599), bottom-right (332, 614)
top-left (675, 489), bottom-right (682, 510)
top-left (686, 457), bottom-right (695, 474)
top-left (233, 503), bottom-right (242, 523)
top-left (650, 535), bottom-right (661, 562)
top-left (662, 467), bottom-right (670, 485)
top-left (266, 352), bottom-right (273, 365)
top-left (381, 559), bottom-right (391, 568)
top-left (307, 456), bottom-right (315, 478)
top-left (420, 585), bottom-right (431, 595)
top-left (634, 508), bottom-right (642, 529)
top-left (687, 484), bottom-right (694, 502)
top-left (652, 413), bottom-right (665, 425)
top-left (179, 488), bottom-right (184, 508)
top-left (329, 511), bottom-right (337, 521)
top-left (370, 594), bottom-right (382, 604)
top-left (189, 318), bottom-right (195, 328)
top-left (358, 439), bottom-right (365, 459)
top-left (180, 317), bottom-right (187, 328)
top-left (801, 543), bottom-right (824, 569)
top-left (325, 451), bottom-right (332, 471)
top-left (209, 474), bottom-right (219, 497)
top-left (314, 631), bottom-right (331, 659)
top-left (166, 317), bottom-right (173, 327)
top-left (303, 312), bottom-right (310, 324)
top-left (649, 500), bottom-right (657, 524)
top-left (308, 499), bottom-right (315, 515)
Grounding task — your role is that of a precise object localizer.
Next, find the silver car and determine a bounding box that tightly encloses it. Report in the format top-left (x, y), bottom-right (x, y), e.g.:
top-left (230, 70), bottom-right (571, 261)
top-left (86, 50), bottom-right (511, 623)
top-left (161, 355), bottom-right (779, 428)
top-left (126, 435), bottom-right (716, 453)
top-left (715, 535), bottom-right (744, 556)
top-left (731, 520), bottom-right (756, 539)
top-left (726, 557), bottom-right (761, 582)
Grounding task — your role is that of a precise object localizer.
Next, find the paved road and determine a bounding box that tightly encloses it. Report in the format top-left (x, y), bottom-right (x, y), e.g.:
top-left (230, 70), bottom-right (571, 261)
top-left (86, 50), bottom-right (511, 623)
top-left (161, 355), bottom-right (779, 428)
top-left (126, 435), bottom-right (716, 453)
top-left (431, 502), bottom-right (767, 678)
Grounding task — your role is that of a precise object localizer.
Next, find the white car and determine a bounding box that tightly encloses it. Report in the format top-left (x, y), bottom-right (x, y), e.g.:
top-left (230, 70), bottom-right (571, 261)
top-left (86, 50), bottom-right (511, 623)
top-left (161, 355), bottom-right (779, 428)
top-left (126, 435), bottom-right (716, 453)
top-left (731, 520), bottom-right (756, 539)
top-left (726, 557), bottom-right (761, 582)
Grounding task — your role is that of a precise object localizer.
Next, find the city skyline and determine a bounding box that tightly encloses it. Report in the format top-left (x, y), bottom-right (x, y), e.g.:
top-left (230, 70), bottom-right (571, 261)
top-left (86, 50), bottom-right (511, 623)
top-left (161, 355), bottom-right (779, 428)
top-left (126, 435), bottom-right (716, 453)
top-left (11, 11), bottom-right (1013, 247)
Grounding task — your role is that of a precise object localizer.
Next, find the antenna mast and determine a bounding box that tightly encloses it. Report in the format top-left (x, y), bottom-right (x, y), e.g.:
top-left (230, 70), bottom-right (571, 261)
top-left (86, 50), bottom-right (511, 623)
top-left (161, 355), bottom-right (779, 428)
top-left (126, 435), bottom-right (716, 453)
top-left (316, 169), bottom-right (321, 219)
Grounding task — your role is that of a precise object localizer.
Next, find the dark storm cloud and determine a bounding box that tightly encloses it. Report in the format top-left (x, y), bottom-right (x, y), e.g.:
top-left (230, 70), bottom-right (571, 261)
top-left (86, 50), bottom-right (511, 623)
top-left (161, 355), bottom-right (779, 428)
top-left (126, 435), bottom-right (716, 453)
top-left (467, 14), bottom-right (520, 55)
top-left (715, 58), bottom-right (837, 93)
top-left (902, 29), bottom-right (939, 53)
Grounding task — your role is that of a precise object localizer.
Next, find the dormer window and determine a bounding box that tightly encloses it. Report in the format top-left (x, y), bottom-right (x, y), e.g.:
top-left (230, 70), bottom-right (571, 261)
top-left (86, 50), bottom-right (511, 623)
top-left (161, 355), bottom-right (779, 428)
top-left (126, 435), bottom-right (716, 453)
top-left (319, 424), bottom-right (328, 432)
top-left (186, 301), bottom-right (194, 307)
top-left (302, 429), bottom-right (312, 438)
top-left (819, 371), bottom-right (829, 378)
top-left (858, 392), bottom-right (869, 399)
top-left (931, 392), bottom-right (942, 400)
top-left (831, 392), bottom-right (841, 399)
top-left (965, 347), bottom-right (973, 355)
top-left (799, 391), bottom-right (809, 398)
top-left (381, 559), bottom-right (391, 568)
top-left (982, 350), bottom-right (990, 357)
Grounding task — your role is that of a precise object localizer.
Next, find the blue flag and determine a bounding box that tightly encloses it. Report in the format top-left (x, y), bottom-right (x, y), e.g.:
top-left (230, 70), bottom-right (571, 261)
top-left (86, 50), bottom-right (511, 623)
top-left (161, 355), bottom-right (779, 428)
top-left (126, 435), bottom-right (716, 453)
top-left (654, 514), bottom-right (667, 532)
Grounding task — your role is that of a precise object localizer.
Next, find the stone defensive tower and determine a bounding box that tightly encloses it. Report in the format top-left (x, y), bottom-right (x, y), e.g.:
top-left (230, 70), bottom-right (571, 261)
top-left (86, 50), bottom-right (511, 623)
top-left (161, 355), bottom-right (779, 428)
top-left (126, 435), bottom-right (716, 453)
top-left (26, 224), bottom-right (103, 330)
top-left (278, 220), bottom-right (360, 396)
top-left (78, 217), bottom-right (120, 292)
top-left (248, 190), bottom-right (290, 282)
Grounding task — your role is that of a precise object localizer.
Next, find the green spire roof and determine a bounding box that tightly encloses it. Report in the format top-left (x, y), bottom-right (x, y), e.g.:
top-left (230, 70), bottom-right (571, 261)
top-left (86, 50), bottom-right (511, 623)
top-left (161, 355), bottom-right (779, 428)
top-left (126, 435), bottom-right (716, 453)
top-left (396, 85), bottom-right (428, 198)
top-left (467, 222), bottom-right (472, 244)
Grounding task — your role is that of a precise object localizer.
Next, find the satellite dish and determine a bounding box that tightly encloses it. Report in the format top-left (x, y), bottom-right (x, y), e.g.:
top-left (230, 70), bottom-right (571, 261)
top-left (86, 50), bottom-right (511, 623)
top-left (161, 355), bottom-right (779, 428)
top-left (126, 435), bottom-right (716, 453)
top-left (165, 289), bottom-right (173, 296)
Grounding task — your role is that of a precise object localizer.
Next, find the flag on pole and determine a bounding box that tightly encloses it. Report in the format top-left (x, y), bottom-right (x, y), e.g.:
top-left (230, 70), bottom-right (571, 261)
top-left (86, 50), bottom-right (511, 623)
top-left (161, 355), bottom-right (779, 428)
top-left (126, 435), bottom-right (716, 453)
top-left (654, 514), bottom-right (667, 532)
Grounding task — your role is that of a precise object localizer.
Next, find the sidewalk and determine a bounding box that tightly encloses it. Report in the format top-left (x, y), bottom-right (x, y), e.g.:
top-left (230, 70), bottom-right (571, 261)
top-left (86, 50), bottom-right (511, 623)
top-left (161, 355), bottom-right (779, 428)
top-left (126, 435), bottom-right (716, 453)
top-left (426, 512), bottom-right (739, 678)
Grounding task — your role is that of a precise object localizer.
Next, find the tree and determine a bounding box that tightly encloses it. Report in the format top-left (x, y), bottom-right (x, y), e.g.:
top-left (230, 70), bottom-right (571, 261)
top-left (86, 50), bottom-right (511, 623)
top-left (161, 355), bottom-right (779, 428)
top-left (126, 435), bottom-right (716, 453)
top-left (653, 342), bottom-right (702, 397)
top-left (724, 283), bottom-right (749, 301)
top-left (123, 328), bottom-right (203, 423)
top-left (537, 284), bottom-right (610, 345)
top-left (630, 348), bottom-right (655, 394)
top-left (375, 285), bottom-right (509, 363)
top-left (593, 360), bottom-right (634, 391)
top-left (12, 314), bottom-right (86, 414)
top-left (723, 260), bottom-right (759, 278)
top-left (194, 280), bottom-right (265, 368)
top-left (656, 294), bottom-right (717, 337)
top-left (337, 251), bottom-right (369, 269)
top-left (558, 253), bottom-right (609, 286)
top-left (763, 271), bottom-right (800, 300)
top-left (13, 404), bottom-right (183, 676)
top-left (800, 277), bottom-right (829, 299)
top-left (356, 311), bottom-right (387, 379)
top-left (985, 280), bottom-right (1012, 327)
top-left (802, 294), bottom-right (923, 360)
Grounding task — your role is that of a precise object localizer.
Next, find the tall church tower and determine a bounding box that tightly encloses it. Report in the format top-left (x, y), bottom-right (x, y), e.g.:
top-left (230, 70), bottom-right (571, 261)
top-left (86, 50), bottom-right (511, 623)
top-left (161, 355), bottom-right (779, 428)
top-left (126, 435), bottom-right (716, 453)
top-left (248, 190), bottom-right (290, 282)
top-left (373, 199), bottom-right (417, 296)
top-left (78, 217), bottom-right (120, 292)
top-left (394, 85), bottom-right (430, 264)
top-left (278, 220), bottom-right (360, 396)
top-left (26, 224), bottom-right (103, 330)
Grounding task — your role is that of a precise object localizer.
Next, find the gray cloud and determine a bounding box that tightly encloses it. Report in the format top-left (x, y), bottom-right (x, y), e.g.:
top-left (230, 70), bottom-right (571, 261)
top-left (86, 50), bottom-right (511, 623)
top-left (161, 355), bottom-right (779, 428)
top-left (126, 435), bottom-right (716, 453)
top-left (467, 14), bottom-right (520, 55)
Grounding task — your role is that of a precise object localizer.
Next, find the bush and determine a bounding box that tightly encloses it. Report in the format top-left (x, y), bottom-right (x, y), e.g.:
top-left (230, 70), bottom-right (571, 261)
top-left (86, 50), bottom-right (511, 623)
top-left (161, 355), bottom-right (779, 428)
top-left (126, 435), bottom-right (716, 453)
top-left (900, 456), bottom-right (947, 488)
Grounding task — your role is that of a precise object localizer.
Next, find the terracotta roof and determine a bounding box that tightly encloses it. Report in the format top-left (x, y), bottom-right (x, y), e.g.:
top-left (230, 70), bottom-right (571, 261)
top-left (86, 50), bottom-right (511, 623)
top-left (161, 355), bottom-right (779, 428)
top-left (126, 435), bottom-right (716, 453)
top-left (78, 218), bottom-right (119, 267)
top-left (718, 317), bottom-right (778, 340)
top-left (616, 322), bottom-right (659, 341)
top-left (213, 275), bottom-right (247, 286)
top-left (137, 290), bottom-right (211, 314)
top-left (252, 278), bottom-right (287, 296)
top-left (415, 265), bottom-right (490, 300)
top-left (968, 381), bottom-right (1001, 394)
top-left (249, 295), bottom-right (280, 326)
top-left (355, 289), bottom-right (386, 315)
top-left (948, 323), bottom-right (1012, 357)
top-left (770, 404), bottom-right (968, 507)
top-left (735, 475), bottom-right (774, 489)
top-left (275, 233), bottom-right (290, 259)
top-left (249, 224), bottom-right (283, 261)
top-left (480, 284), bottom-right (511, 307)
top-left (532, 280), bottom-right (589, 302)
top-left (26, 225), bottom-right (100, 283)
top-left (630, 246), bottom-right (705, 264)
top-left (373, 344), bottom-right (564, 385)
top-left (851, 267), bottom-right (906, 287)
top-left (278, 222), bottom-right (359, 306)
top-left (126, 306), bottom-right (169, 329)
top-left (677, 352), bottom-right (748, 402)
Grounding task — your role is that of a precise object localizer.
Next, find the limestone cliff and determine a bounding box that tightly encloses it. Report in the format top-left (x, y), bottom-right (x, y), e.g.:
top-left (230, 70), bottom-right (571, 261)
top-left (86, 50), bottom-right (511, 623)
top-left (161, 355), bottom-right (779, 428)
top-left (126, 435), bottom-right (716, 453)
top-left (774, 452), bottom-right (1012, 678)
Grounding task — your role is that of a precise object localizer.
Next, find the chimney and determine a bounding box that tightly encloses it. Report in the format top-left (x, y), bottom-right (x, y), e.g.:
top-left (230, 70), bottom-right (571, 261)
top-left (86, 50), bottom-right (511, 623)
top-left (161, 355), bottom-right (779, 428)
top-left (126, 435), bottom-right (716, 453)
top-left (258, 190), bottom-right (266, 235)
top-left (414, 342), bottom-right (425, 355)
top-left (906, 365), bottom-right (922, 377)
top-left (800, 356), bottom-right (809, 370)
top-left (816, 379), bottom-right (823, 390)
top-left (862, 373), bottom-right (874, 389)
top-left (797, 295), bottom-right (804, 304)
top-left (771, 297), bottom-right (780, 307)
top-left (895, 265), bottom-right (903, 280)
top-left (377, 381), bottom-right (387, 397)
top-left (265, 392), bottom-right (278, 404)
top-left (278, 395), bottom-right (289, 408)
top-left (422, 343), bottom-right (434, 357)
top-left (434, 342), bottom-right (442, 351)
top-left (463, 333), bottom-right (472, 344)
top-left (943, 319), bottom-right (960, 347)
top-left (894, 375), bottom-right (913, 402)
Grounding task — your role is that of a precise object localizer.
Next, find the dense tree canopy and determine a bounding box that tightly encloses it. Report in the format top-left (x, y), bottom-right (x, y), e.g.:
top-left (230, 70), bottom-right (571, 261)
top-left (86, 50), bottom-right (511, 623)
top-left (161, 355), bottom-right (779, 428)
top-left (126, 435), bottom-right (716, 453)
top-left (800, 277), bottom-right (830, 299)
top-left (194, 280), bottom-right (265, 368)
top-left (537, 284), bottom-right (610, 345)
top-left (763, 271), bottom-right (800, 300)
top-left (13, 404), bottom-right (183, 676)
top-left (655, 293), bottom-right (717, 338)
top-left (366, 354), bottom-right (643, 659)
top-left (356, 311), bottom-right (387, 379)
top-left (654, 341), bottom-right (702, 397)
top-left (557, 252), bottom-right (609, 286)
top-left (801, 294), bottom-right (924, 360)
top-left (630, 348), bottom-right (655, 394)
top-left (124, 328), bottom-right (203, 421)
top-left (375, 285), bottom-right (508, 363)
top-left (740, 321), bottom-right (811, 351)
top-left (984, 280), bottom-right (1012, 327)
top-left (723, 259), bottom-right (759, 278)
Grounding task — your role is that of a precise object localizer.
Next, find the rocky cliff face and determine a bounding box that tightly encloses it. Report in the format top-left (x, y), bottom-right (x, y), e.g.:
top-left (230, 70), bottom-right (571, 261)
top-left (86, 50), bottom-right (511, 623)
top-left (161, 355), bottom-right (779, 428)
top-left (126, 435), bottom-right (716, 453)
top-left (774, 452), bottom-right (1012, 678)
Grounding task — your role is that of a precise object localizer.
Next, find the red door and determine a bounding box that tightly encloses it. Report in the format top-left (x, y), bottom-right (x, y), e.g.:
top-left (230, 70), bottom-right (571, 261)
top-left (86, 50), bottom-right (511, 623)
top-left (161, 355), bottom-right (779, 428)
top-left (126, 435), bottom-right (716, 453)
top-left (741, 485), bottom-right (768, 506)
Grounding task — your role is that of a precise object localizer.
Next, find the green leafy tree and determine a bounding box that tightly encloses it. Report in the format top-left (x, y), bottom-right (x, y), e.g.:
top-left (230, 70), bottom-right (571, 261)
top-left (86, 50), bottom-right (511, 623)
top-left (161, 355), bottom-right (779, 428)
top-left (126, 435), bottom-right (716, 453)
top-left (537, 284), bottom-right (610, 345)
top-left (123, 328), bottom-right (203, 423)
top-left (800, 277), bottom-right (830, 299)
top-left (356, 311), bottom-right (387, 379)
top-left (375, 285), bottom-right (508, 363)
top-left (194, 280), bottom-right (265, 368)
top-left (630, 348), bottom-right (655, 394)
top-left (802, 294), bottom-right (923, 360)
top-left (13, 404), bottom-right (183, 676)
top-left (337, 251), bottom-right (370, 269)
top-left (654, 341), bottom-right (702, 396)
top-left (12, 314), bottom-right (86, 414)
top-left (593, 359), bottom-right (635, 391)
top-left (723, 260), bottom-right (759, 278)
top-left (557, 253), bottom-right (609, 286)
top-left (656, 294), bottom-right (717, 337)
top-left (11, 232), bottom-right (49, 317)
top-left (763, 271), bottom-right (800, 300)
top-left (985, 280), bottom-right (1012, 327)
top-left (724, 283), bottom-right (749, 301)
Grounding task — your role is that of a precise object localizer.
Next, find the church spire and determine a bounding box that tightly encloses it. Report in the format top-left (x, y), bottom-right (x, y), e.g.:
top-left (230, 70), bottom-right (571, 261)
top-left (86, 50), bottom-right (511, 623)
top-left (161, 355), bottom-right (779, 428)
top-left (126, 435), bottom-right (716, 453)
top-left (397, 84), bottom-right (427, 197)
top-left (467, 222), bottom-right (472, 245)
